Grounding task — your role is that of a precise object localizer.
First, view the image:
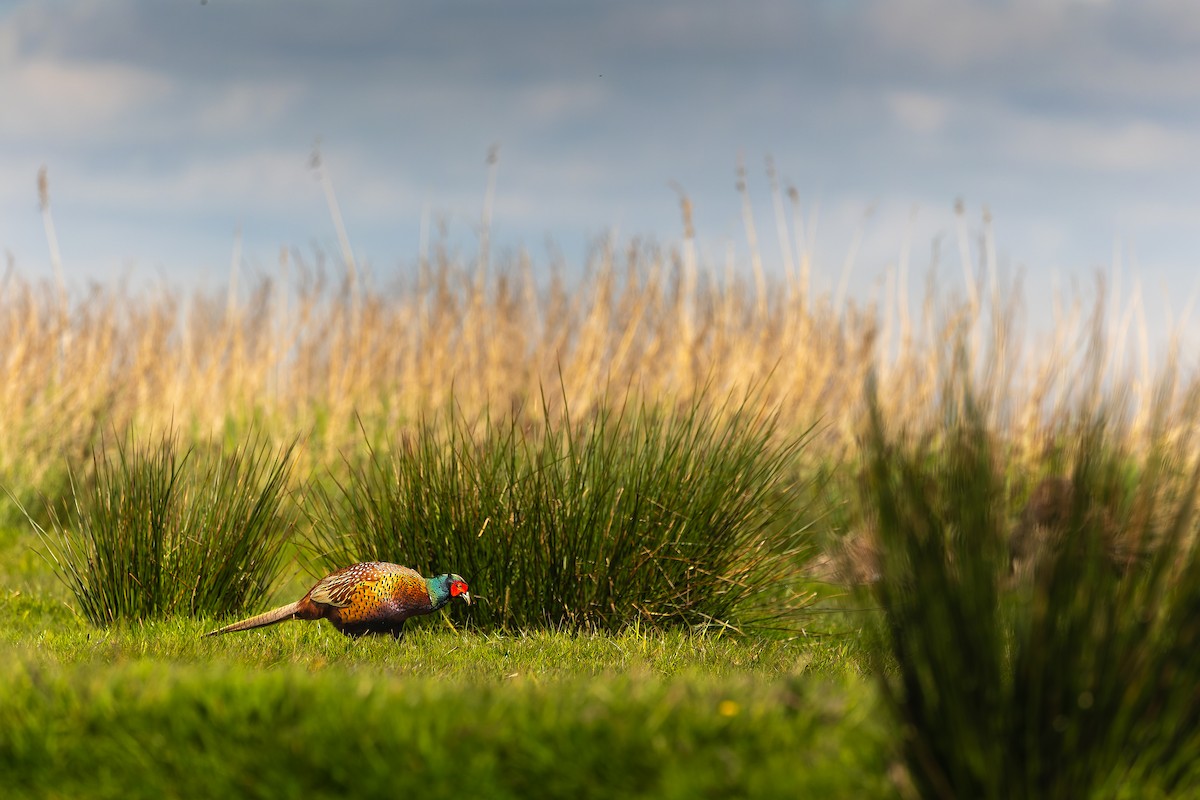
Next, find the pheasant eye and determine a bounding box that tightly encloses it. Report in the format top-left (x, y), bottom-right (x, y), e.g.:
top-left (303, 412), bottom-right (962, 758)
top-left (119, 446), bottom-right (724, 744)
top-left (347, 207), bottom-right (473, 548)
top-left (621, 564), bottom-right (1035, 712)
top-left (451, 581), bottom-right (468, 597)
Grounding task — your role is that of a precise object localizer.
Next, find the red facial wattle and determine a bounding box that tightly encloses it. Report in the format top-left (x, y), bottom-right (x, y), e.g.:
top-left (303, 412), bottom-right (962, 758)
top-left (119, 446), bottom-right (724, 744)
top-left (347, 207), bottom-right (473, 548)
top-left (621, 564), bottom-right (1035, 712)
top-left (451, 581), bottom-right (471, 604)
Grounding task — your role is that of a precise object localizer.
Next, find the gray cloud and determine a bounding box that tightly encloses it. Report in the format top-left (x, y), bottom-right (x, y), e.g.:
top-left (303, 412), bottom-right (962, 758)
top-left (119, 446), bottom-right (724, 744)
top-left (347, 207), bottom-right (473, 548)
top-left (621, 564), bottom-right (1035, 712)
top-left (0, 0), bottom-right (1197, 325)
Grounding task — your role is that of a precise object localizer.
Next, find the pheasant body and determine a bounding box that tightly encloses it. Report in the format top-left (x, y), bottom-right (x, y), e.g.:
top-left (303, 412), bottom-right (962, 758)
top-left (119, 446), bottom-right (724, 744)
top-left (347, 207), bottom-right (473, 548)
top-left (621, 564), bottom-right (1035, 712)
top-left (205, 561), bottom-right (470, 639)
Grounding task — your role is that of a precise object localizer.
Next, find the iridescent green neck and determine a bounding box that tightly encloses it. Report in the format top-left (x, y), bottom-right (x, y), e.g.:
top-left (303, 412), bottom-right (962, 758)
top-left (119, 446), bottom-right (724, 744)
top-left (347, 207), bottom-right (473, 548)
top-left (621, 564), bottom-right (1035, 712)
top-left (425, 575), bottom-right (452, 610)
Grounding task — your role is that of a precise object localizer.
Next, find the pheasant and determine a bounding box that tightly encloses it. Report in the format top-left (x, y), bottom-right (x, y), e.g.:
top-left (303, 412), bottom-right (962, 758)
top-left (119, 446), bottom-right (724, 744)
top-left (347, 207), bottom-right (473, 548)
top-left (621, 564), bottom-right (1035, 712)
top-left (205, 562), bottom-right (470, 639)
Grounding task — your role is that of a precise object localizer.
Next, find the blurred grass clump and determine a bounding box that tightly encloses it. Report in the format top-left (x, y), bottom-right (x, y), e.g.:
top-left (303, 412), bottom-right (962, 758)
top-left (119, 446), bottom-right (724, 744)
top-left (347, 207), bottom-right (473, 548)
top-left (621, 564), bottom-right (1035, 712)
top-left (306, 393), bottom-right (818, 633)
top-left (29, 430), bottom-right (296, 624)
top-left (859, 356), bottom-right (1200, 798)
top-left (0, 649), bottom-right (891, 800)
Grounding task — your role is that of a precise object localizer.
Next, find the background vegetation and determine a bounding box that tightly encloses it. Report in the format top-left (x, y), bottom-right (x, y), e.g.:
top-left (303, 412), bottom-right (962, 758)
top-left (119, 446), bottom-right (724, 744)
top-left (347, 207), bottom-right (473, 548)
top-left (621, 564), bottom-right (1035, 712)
top-left (2, 210), bottom-right (1199, 796)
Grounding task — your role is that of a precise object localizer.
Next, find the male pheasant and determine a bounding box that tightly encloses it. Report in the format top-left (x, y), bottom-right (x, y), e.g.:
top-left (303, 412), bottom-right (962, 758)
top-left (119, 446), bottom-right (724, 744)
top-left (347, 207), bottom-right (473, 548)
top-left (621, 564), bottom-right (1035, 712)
top-left (205, 562), bottom-right (470, 639)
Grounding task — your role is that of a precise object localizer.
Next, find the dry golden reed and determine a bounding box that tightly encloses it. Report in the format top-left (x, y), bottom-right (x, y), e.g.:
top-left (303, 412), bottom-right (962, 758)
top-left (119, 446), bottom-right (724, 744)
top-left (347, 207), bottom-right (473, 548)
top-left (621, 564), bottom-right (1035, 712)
top-left (0, 231), bottom-right (1192, 492)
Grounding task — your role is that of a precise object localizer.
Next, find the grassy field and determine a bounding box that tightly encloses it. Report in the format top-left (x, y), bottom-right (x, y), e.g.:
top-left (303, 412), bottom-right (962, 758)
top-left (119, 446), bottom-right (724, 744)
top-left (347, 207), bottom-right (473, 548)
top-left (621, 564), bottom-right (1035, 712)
top-left (0, 386), bottom-right (886, 798)
top-left (0, 573), bottom-right (889, 799)
top-left (3, 232), bottom-right (1200, 796)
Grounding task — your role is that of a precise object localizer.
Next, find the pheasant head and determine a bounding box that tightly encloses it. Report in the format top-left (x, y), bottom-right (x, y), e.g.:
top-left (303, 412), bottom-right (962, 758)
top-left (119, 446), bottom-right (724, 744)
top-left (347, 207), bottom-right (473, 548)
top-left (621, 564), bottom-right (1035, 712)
top-left (427, 573), bottom-right (471, 610)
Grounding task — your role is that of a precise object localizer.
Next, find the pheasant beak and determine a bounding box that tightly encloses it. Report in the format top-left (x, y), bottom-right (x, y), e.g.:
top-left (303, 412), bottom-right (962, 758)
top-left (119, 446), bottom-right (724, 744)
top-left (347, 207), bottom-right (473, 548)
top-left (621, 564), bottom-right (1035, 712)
top-left (461, 591), bottom-right (471, 606)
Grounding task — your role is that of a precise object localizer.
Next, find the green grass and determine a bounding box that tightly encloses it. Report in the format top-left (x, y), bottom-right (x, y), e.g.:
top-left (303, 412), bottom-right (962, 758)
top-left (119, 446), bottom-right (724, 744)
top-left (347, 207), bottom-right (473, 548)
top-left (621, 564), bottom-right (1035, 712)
top-left (28, 429), bottom-right (297, 624)
top-left (0, 662), bottom-right (888, 800)
top-left (0, 502), bottom-right (889, 799)
top-left (0, 396), bottom-right (885, 797)
top-left (0, 584), bottom-right (888, 800)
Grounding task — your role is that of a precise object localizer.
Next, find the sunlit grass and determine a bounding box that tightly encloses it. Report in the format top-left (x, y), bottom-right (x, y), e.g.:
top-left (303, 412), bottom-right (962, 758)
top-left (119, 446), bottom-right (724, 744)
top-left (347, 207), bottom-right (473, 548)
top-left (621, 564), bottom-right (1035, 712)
top-left (0, 584), bottom-right (886, 800)
top-left (0, 647), bottom-right (889, 800)
top-left (28, 429), bottom-right (296, 624)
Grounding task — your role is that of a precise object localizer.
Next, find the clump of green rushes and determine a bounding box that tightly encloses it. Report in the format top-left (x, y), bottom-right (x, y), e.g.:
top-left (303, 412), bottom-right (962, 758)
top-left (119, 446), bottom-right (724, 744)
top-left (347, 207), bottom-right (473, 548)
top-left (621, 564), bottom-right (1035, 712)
top-left (32, 428), bottom-right (296, 624)
top-left (305, 390), bottom-right (818, 633)
top-left (860, 366), bottom-right (1200, 798)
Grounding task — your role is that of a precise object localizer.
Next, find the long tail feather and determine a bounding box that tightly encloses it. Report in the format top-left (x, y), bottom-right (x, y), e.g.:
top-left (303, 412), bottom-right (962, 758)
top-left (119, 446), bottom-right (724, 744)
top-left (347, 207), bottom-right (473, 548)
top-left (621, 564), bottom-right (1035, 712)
top-left (204, 601), bottom-right (304, 637)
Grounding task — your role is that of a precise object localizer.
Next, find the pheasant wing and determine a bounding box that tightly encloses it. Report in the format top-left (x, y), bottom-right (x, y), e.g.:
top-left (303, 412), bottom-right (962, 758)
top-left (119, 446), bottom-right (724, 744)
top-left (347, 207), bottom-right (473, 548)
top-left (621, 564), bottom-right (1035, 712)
top-left (308, 562), bottom-right (384, 608)
top-left (307, 562), bottom-right (432, 619)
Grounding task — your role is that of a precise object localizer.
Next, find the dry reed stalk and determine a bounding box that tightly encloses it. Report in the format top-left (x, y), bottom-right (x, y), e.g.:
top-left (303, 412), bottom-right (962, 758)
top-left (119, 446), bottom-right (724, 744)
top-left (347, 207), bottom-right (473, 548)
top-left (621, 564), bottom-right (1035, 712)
top-left (786, 187), bottom-right (804, 310)
top-left (766, 157), bottom-right (795, 296)
top-left (736, 160), bottom-right (768, 320)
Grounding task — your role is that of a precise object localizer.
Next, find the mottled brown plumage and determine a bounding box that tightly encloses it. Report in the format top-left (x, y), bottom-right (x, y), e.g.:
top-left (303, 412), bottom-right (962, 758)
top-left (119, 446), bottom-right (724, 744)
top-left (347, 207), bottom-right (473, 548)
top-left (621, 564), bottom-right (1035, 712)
top-left (205, 561), bottom-right (470, 639)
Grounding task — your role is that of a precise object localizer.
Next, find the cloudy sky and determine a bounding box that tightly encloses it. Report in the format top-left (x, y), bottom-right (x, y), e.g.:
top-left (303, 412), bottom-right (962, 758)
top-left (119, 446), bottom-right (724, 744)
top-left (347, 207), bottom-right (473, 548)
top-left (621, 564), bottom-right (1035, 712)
top-left (2, 0), bottom-right (1199, 335)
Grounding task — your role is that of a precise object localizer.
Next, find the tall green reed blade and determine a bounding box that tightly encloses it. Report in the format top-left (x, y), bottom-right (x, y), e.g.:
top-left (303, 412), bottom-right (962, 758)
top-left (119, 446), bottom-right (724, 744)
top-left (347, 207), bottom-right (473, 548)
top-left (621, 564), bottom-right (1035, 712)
top-left (862, 365), bottom-right (1200, 799)
top-left (31, 428), bottom-right (295, 624)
